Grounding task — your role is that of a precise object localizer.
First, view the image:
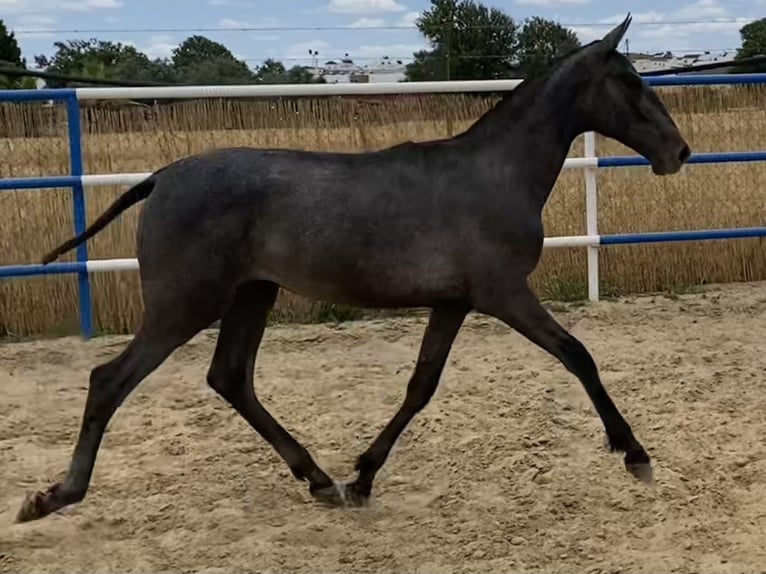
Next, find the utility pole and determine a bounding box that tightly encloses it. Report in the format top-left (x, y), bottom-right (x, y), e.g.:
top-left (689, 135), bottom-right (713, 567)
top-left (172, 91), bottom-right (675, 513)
top-left (445, 20), bottom-right (451, 81)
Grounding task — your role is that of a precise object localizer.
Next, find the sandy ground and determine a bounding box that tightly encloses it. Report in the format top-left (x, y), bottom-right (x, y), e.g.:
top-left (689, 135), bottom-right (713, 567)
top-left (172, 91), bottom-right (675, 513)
top-left (1, 282), bottom-right (766, 574)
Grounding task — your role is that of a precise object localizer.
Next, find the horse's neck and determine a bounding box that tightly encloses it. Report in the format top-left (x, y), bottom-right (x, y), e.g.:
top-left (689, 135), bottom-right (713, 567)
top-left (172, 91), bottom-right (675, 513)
top-left (457, 75), bottom-right (584, 209)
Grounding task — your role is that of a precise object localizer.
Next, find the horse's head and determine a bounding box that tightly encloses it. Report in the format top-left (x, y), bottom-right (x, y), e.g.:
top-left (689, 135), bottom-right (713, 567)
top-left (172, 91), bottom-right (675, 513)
top-left (569, 15), bottom-right (691, 175)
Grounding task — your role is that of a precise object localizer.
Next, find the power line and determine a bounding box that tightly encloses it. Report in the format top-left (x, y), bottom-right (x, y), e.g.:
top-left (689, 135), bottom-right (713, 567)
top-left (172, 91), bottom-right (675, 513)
top-left (10, 18), bottom-right (755, 35)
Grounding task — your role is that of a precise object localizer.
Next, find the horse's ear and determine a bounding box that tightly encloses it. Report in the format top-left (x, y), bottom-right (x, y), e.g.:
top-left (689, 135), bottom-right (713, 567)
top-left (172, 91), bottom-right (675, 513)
top-left (598, 13), bottom-right (632, 53)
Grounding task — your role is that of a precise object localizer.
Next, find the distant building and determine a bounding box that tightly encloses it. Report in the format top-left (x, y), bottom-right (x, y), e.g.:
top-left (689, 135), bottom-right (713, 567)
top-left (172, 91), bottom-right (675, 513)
top-left (311, 55), bottom-right (407, 84)
top-left (627, 50), bottom-right (737, 74)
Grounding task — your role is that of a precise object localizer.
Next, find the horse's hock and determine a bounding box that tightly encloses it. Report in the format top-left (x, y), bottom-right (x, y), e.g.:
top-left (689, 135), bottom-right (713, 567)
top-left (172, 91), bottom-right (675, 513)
top-left (2, 280), bottom-right (765, 573)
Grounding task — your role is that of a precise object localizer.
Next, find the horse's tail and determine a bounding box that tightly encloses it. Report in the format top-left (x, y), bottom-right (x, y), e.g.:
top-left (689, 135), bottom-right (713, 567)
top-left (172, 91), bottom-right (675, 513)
top-left (41, 175), bottom-right (157, 264)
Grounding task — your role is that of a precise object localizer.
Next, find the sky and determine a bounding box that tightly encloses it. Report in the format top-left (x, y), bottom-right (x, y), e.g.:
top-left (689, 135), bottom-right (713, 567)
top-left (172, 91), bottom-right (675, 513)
top-left (1, 0), bottom-right (762, 69)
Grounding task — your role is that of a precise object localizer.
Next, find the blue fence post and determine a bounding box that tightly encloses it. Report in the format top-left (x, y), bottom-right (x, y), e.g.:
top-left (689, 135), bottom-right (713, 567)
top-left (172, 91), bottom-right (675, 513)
top-left (65, 95), bottom-right (94, 339)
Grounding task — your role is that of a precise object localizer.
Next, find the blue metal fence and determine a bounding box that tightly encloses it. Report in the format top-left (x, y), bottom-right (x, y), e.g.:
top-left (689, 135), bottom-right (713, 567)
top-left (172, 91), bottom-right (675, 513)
top-left (0, 88), bottom-right (92, 337)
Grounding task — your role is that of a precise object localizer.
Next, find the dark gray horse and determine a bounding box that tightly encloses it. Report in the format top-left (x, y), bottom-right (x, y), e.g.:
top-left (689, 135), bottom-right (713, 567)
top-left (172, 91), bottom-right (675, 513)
top-left (17, 14), bottom-right (690, 523)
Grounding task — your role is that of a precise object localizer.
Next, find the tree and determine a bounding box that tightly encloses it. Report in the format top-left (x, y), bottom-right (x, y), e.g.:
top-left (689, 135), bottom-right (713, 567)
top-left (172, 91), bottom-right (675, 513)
top-left (405, 0), bottom-right (519, 81)
top-left (0, 19), bottom-right (27, 88)
top-left (34, 39), bottom-right (171, 87)
top-left (255, 58), bottom-right (287, 83)
top-left (171, 35), bottom-right (255, 84)
top-left (516, 16), bottom-right (580, 79)
top-left (733, 18), bottom-right (766, 73)
top-left (404, 0), bottom-right (580, 82)
top-left (254, 58), bottom-right (324, 84)
top-left (32, 34), bottom-right (322, 87)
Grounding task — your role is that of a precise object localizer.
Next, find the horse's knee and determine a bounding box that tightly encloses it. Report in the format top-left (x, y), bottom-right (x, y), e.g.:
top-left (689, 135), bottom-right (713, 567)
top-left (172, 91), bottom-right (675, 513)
top-left (84, 360), bottom-right (125, 410)
top-left (402, 370), bottom-right (441, 412)
top-left (206, 364), bottom-right (245, 400)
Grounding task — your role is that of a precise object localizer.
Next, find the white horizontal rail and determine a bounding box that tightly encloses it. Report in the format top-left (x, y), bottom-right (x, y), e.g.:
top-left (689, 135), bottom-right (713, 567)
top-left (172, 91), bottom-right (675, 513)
top-left (82, 173), bottom-right (152, 186)
top-left (78, 157), bottom-right (598, 188)
top-left (87, 258), bottom-right (140, 272)
top-left (81, 235), bottom-right (594, 273)
top-left (75, 79), bottom-right (525, 101)
top-left (544, 235), bottom-right (598, 247)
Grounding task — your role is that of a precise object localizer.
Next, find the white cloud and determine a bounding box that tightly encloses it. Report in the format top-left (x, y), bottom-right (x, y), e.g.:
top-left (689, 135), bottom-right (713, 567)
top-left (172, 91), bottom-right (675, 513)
top-left (251, 34), bottom-right (281, 42)
top-left (328, 0), bottom-right (406, 14)
top-left (624, 2), bottom-right (747, 50)
top-left (61, 0), bottom-right (122, 11)
top-left (14, 13), bottom-right (56, 25)
top-left (217, 16), bottom-right (280, 28)
top-left (0, 0), bottom-right (120, 14)
top-left (350, 17), bottom-right (387, 28)
top-left (139, 34), bottom-right (178, 60)
top-left (218, 17), bottom-right (248, 28)
top-left (599, 11), bottom-right (665, 25)
top-left (638, 20), bottom-right (751, 42)
top-left (10, 13), bottom-right (57, 38)
top-left (517, 0), bottom-right (591, 5)
top-left (570, 26), bottom-right (605, 44)
top-left (285, 39), bottom-right (332, 61)
top-left (570, 2), bottom-right (753, 52)
top-left (0, 0), bottom-right (27, 14)
top-left (672, 0), bottom-right (728, 19)
top-left (397, 11), bottom-right (420, 27)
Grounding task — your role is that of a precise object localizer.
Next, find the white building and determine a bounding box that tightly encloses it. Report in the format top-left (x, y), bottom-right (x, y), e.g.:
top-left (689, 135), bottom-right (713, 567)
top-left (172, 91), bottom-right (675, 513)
top-left (628, 50), bottom-right (737, 74)
top-left (311, 55), bottom-right (407, 83)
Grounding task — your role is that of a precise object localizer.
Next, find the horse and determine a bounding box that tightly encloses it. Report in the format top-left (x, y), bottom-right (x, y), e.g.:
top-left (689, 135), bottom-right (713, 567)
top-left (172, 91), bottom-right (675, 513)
top-left (17, 14), bottom-right (690, 522)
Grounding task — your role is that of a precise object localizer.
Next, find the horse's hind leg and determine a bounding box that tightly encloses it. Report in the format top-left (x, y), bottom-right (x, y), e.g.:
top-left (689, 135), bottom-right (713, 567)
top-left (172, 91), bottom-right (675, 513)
top-left (16, 323), bottom-right (203, 522)
top-left (15, 277), bottom-right (226, 523)
top-left (205, 281), bottom-right (337, 498)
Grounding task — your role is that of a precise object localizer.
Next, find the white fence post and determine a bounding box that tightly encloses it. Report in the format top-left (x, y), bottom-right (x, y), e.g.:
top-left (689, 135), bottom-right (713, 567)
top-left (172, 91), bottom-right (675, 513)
top-left (584, 131), bottom-right (599, 301)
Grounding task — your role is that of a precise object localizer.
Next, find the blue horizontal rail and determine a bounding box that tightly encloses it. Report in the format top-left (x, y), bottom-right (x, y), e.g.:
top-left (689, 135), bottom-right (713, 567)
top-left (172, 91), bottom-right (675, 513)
top-left (0, 175), bottom-right (81, 191)
top-left (601, 227), bottom-right (766, 245)
top-left (2, 150), bottom-right (766, 194)
top-left (0, 261), bottom-right (87, 278)
top-left (643, 73), bottom-right (766, 86)
top-left (598, 150), bottom-right (766, 168)
top-left (0, 88), bottom-right (76, 102)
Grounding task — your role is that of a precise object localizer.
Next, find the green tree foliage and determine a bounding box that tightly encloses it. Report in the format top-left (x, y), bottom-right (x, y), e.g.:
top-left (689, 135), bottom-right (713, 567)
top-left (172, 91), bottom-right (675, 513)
top-left (405, 0), bottom-right (519, 81)
top-left (171, 35), bottom-right (255, 84)
top-left (516, 16), bottom-right (581, 79)
top-left (254, 58), bottom-right (324, 84)
top-left (31, 34), bottom-right (323, 87)
top-left (404, 0), bottom-right (581, 82)
top-left (0, 19), bottom-right (28, 88)
top-left (34, 38), bottom-right (172, 87)
top-left (733, 18), bottom-right (766, 73)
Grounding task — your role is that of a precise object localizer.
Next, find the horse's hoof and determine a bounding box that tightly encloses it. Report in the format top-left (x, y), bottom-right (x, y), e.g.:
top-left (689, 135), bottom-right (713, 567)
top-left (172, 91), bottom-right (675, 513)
top-left (626, 461), bottom-right (654, 485)
top-left (311, 480), bottom-right (370, 508)
top-left (16, 490), bottom-right (51, 523)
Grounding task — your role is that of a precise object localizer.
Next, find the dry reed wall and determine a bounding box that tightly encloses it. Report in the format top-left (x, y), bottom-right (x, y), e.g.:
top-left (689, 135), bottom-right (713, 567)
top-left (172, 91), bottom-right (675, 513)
top-left (1, 84), bottom-right (765, 337)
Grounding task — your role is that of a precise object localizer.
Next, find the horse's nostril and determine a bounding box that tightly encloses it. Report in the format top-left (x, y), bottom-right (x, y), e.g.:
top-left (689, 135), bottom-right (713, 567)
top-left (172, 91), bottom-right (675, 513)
top-left (678, 144), bottom-right (691, 163)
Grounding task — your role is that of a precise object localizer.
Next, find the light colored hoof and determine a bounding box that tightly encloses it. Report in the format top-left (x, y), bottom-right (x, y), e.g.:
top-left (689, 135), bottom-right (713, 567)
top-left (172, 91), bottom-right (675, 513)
top-left (311, 480), bottom-right (370, 508)
top-left (626, 461), bottom-right (654, 485)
